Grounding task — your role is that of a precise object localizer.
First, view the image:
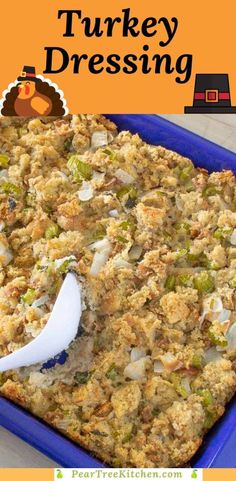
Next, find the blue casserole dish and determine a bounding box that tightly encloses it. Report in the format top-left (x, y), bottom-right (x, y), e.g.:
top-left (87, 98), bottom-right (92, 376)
top-left (0, 114), bottom-right (235, 468)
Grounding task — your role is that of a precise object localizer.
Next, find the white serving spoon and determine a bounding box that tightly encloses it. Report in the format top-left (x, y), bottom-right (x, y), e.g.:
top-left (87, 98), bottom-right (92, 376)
top-left (0, 273), bottom-right (81, 372)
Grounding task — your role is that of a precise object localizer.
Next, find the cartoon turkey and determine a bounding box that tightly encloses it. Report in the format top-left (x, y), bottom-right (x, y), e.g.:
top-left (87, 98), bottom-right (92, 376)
top-left (1, 66), bottom-right (65, 116)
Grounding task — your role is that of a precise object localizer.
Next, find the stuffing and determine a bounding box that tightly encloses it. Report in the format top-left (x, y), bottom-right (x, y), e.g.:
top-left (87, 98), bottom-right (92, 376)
top-left (144, 378), bottom-right (178, 410)
top-left (192, 360), bottom-right (236, 405)
top-left (166, 397), bottom-right (205, 440)
top-left (136, 203), bottom-right (166, 229)
top-left (218, 210), bottom-right (236, 228)
top-left (0, 115), bottom-right (235, 468)
top-left (160, 292), bottom-right (190, 324)
top-left (111, 382), bottom-right (141, 418)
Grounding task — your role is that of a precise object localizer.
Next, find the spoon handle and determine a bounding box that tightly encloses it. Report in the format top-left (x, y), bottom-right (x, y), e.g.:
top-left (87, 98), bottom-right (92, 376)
top-left (0, 273), bottom-right (81, 372)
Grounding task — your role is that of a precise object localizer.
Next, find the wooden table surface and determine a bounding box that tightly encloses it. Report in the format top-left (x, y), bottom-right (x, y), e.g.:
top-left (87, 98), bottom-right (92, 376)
top-left (1, 114), bottom-right (236, 467)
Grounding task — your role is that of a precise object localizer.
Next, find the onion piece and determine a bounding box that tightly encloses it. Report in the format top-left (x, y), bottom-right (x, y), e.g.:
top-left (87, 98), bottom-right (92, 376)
top-left (204, 347), bottom-right (223, 363)
top-left (130, 347), bottom-right (146, 362)
top-left (92, 171), bottom-right (105, 182)
top-left (199, 311), bottom-right (207, 329)
top-left (77, 181), bottom-right (93, 201)
top-left (92, 171), bottom-right (105, 188)
top-left (29, 372), bottom-right (49, 386)
top-left (230, 229), bottom-right (236, 246)
top-left (0, 241), bottom-right (13, 266)
top-left (160, 352), bottom-right (182, 371)
top-left (181, 377), bottom-right (191, 394)
top-left (0, 169), bottom-right (8, 179)
top-left (89, 239), bottom-right (111, 276)
top-left (91, 131), bottom-right (108, 149)
top-left (28, 370), bottom-right (55, 388)
top-left (218, 308), bottom-right (231, 324)
top-left (199, 295), bottom-right (230, 327)
top-left (113, 256), bottom-right (132, 269)
top-left (153, 360), bottom-right (165, 373)
top-left (54, 171), bottom-right (68, 180)
top-left (25, 324), bottom-right (42, 338)
top-left (56, 419), bottom-right (71, 430)
top-left (32, 294), bottom-right (50, 308)
top-left (89, 238), bottom-right (111, 252)
top-left (128, 245), bottom-right (142, 261)
top-left (90, 251), bottom-right (110, 276)
top-left (109, 209), bottom-right (119, 218)
top-left (114, 168), bottom-right (134, 184)
top-left (0, 221), bottom-right (5, 232)
top-left (124, 357), bottom-right (149, 380)
top-left (226, 323), bottom-right (236, 353)
top-left (203, 295), bottom-right (223, 313)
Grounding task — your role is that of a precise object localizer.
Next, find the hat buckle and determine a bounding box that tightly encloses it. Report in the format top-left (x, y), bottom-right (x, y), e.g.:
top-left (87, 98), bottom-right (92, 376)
top-left (205, 89), bottom-right (218, 103)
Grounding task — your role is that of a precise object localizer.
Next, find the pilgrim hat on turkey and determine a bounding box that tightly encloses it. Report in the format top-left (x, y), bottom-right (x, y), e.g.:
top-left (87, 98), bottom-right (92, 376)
top-left (17, 66), bottom-right (40, 83)
top-left (184, 74), bottom-right (236, 113)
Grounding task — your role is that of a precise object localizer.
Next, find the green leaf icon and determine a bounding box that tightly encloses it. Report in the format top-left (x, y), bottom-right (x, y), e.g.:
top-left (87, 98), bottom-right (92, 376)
top-left (191, 470), bottom-right (198, 479)
top-left (57, 470), bottom-right (63, 479)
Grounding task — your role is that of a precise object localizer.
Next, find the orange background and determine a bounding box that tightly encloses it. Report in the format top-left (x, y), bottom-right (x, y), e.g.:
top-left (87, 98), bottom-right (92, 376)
top-left (0, 469), bottom-right (52, 481)
top-left (0, 0), bottom-right (236, 113)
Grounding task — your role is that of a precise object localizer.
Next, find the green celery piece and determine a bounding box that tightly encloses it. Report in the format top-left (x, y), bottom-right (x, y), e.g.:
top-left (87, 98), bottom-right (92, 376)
top-left (203, 408), bottom-right (218, 429)
top-left (67, 156), bottom-right (92, 181)
top-left (0, 154), bottom-right (9, 168)
top-left (64, 138), bottom-right (72, 152)
top-left (116, 185), bottom-right (138, 200)
top-left (187, 253), bottom-right (200, 264)
top-left (74, 371), bottom-right (92, 384)
top-left (203, 185), bottom-right (220, 197)
top-left (174, 222), bottom-right (190, 232)
top-left (0, 181), bottom-right (23, 196)
top-left (92, 225), bottom-right (107, 241)
top-left (178, 273), bottom-right (192, 287)
top-left (48, 279), bottom-right (61, 295)
top-left (163, 230), bottom-right (172, 240)
top-left (117, 235), bottom-right (128, 244)
top-left (0, 372), bottom-right (6, 386)
top-left (191, 353), bottom-right (204, 369)
top-left (152, 407), bottom-right (160, 416)
top-left (229, 276), bottom-right (236, 288)
top-left (122, 431), bottom-right (133, 443)
top-left (208, 328), bottom-right (227, 348)
top-left (106, 363), bottom-right (117, 381)
top-left (58, 257), bottom-right (76, 274)
top-left (175, 248), bottom-right (188, 260)
top-left (193, 271), bottom-right (215, 293)
top-left (187, 252), bottom-right (209, 268)
top-left (170, 373), bottom-right (188, 399)
top-left (102, 148), bottom-right (116, 160)
top-left (185, 182), bottom-right (194, 192)
top-left (196, 389), bottom-right (213, 407)
top-left (156, 190), bottom-right (167, 196)
top-left (179, 165), bottom-right (192, 182)
top-left (45, 224), bottom-right (60, 239)
top-left (21, 288), bottom-right (36, 305)
top-left (18, 127), bottom-right (28, 137)
top-left (207, 261), bottom-right (220, 271)
top-left (164, 275), bottom-right (176, 290)
top-left (119, 218), bottom-right (135, 231)
top-left (173, 166), bottom-right (181, 176)
top-left (213, 227), bottom-right (233, 239)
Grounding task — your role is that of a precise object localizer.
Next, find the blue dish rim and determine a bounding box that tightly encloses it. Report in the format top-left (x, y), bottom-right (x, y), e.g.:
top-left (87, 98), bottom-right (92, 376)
top-left (0, 114), bottom-right (236, 468)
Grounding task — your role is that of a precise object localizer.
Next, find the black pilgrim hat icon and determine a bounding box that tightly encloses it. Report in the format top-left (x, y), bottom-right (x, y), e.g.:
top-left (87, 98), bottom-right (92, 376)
top-left (17, 66), bottom-right (40, 83)
top-left (185, 74), bottom-right (236, 113)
